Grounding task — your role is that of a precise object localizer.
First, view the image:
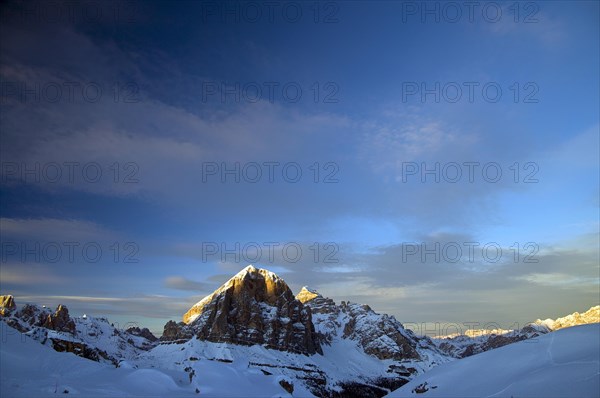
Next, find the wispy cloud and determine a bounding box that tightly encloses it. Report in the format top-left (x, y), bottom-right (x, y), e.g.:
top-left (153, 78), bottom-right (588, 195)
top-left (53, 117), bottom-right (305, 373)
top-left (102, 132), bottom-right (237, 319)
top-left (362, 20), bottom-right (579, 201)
top-left (0, 218), bottom-right (112, 241)
top-left (516, 273), bottom-right (599, 288)
top-left (164, 276), bottom-right (214, 292)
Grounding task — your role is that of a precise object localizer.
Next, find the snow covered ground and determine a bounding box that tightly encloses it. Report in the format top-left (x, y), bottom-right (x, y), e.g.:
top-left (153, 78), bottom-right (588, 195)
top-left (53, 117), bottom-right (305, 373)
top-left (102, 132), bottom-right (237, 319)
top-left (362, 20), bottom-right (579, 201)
top-left (1, 317), bottom-right (308, 397)
top-left (2, 319), bottom-right (599, 397)
top-left (0, 319), bottom-right (199, 397)
top-left (2, 311), bottom-right (598, 397)
top-left (389, 323), bottom-right (600, 398)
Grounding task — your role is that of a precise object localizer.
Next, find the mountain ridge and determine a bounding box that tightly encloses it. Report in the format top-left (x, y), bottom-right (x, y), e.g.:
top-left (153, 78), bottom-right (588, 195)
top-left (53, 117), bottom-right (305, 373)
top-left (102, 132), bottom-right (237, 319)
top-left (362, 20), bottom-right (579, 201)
top-left (1, 266), bottom-right (599, 397)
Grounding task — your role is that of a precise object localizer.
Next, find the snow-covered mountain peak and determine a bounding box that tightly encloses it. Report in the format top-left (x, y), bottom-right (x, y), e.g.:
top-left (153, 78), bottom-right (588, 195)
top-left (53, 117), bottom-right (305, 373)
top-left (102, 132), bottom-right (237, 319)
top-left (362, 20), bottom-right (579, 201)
top-left (233, 264), bottom-right (284, 283)
top-left (182, 265), bottom-right (293, 325)
top-left (176, 266), bottom-right (321, 355)
top-left (296, 286), bottom-right (322, 303)
top-left (533, 304), bottom-right (599, 331)
top-left (433, 304), bottom-right (600, 359)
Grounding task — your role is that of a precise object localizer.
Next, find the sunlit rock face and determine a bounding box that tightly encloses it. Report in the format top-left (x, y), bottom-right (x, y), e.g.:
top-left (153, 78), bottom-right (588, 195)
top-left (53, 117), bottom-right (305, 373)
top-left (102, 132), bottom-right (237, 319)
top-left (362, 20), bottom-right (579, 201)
top-left (178, 265), bottom-right (321, 355)
top-left (43, 304), bottom-right (76, 333)
top-left (0, 295), bottom-right (16, 316)
top-left (296, 286), bottom-right (320, 304)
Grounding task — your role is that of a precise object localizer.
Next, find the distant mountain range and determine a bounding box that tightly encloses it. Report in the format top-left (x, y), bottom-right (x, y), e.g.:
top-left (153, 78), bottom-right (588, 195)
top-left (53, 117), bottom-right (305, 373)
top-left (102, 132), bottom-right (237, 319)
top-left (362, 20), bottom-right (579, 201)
top-left (1, 265), bottom-right (598, 397)
top-left (432, 304), bottom-right (600, 359)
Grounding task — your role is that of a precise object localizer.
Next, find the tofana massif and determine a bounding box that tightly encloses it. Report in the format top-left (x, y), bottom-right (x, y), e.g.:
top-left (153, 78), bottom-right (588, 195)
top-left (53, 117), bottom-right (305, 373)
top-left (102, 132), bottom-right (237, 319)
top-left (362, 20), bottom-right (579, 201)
top-left (1, 266), bottom-right (599, 397)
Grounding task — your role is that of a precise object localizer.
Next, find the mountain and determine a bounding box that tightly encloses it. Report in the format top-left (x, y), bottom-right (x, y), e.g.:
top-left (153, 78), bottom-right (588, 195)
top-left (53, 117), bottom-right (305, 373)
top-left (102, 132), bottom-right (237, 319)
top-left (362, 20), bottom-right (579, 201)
top-left (433, 304), bottom-right (600, 359)
top-left (389, 324), bottom-right (600, 398)
top-left (169, 265), bottom-right (321, 355)
top-left (534, 305), bottom-right (600, 331)
top-left (158, 266), bottom-right (447, 396)
top-left (0, 295), bottom-right (156, 366)
top-left (1, 267), bottom-right (598, 397)
top-left (296, 286), bottom-right (442, 363)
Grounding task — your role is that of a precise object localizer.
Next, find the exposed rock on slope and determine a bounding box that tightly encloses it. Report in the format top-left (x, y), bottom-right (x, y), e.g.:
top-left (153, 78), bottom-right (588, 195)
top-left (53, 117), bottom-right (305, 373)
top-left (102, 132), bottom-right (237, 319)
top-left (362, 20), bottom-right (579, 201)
top-left (160, 320), bottom-right (193, 342)
top-left (0, 294), bottom-right (16, 316)
top-left (296, 286), bottom-right (321, 303)
top-left (434, 328), bottom-right (542, 358)
top-left (126, 326), bottom-right (158, 342)
top-left (43, 304), bottom-right (76, 333)
top-left (296, 286), bottom-right (434, 362)
top-left (172, 265), bottom-right (321, 355)
top-left (0, 297), bottom-right (157, 365)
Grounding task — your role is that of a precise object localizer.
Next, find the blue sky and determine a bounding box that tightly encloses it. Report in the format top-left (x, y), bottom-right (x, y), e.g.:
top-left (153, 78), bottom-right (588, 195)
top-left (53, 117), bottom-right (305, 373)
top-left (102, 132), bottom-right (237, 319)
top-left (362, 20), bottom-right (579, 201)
top-left (1, 0), bottom-right (598, 335)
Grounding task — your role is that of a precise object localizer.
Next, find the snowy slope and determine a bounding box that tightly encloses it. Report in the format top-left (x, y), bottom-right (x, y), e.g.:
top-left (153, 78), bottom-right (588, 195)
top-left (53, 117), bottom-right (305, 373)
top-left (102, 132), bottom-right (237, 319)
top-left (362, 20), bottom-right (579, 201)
top-left (388, 324), bottom-right (600, 398)
top-left (433, 304), bottom-right (599, 359)
top-left (1, 319), bottom-right (303, 397)
top-left (1, 301), bottom-right (153, 365)
top-left (2, 282), bottom-right (596, 397)
top-left (141, 333), bottom-right (428, 397)
top-left (0, 319), bottom-right (198, 397)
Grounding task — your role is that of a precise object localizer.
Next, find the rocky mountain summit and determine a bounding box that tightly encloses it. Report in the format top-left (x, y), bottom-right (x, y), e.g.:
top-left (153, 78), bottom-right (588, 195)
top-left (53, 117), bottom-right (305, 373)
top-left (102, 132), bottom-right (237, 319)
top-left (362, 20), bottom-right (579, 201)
top-left (156, 267), bottom-right (448, 397)
top-left (163, 265), bottom-right (321, 355)
top-left (192, 266), bottom-right (320, 355)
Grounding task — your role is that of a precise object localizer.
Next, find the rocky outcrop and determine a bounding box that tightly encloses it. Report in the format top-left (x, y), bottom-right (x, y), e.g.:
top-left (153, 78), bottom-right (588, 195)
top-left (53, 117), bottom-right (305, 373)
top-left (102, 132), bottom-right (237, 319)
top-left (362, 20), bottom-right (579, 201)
top-left (160, 320), bottom-right (193, 342)
top-left (296, 286), bottom-right (320, 304)
top-left (297, 287), bottom-right (424, 361)
top-left (175, 265), bottom-right (321, 355)
top-left (51, 338), bottom-right (114, 365)
top-left (0, 296), bottom-right (156, 365)
top-left (43, 304), bottom-right (76, 333)
top-left (278, 379), bottom-right (294, 394)
top-left (126, 326), bottom-right (158, 342)
top-left (5, 301), bottom-right (76, 334)
top-left (341, 301), bottom-right (421, 360)
top-left (435, 331), bottom-right (533, 358)
top-left (14, 303), bottom-right (54, 328)
top-left (0, 295), bottom-right (16, 316)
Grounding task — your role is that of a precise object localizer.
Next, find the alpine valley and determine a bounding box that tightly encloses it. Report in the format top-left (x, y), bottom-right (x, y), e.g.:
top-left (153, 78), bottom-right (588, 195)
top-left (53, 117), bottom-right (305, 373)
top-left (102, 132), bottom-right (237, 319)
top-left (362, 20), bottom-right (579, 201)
top-left (1, 266), bottom-right (598, 397)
